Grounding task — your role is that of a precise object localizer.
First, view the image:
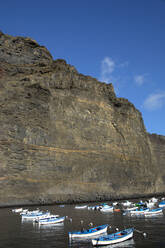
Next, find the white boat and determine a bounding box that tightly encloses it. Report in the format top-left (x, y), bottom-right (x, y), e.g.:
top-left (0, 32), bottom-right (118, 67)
top-left (122, 201), bottom-right (132, 207)
top-left (69, 224), bottom-right (108, 238)
top-left (88, 205), bottom-right (101, 210)
top-left (91, 228), bottom-right (134, 246)
top-left (12, 208), bottom-right (23, 213)
top-left (37, 216), bottom-right (65, 225)
top-left (20, 209), bottom-right (40, 215)
top-left (151, 197), bottom-right (158, 203)
top-left (20, 209), bottom-right (29, 214)
top-left (75, 205), bottom-right (87, 209)
top-left (100, 205), bottom-right (113, 212)
top-left (21, 211), bottom-right (50, 220)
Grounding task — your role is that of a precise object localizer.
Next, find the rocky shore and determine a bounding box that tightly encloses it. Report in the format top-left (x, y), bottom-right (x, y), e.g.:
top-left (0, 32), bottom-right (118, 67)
top-left (0, 31), bottom-right (165, 207)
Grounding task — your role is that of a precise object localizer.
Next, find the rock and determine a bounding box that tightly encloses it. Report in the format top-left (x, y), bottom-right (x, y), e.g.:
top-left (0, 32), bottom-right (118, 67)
top-left (0, 31), bottom-right (164, 206)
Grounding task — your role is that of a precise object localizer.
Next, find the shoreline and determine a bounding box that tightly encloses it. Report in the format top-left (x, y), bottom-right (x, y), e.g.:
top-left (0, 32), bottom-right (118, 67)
top-left (1, 192), bottom-right (164, 209)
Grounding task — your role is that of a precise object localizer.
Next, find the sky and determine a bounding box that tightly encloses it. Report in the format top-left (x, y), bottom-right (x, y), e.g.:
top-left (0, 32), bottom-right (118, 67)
top-left (1, 0), bottom-right (165, 135)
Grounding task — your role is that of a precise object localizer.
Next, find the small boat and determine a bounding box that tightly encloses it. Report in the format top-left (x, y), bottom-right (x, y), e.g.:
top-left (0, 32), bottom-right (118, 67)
top-left (69, 224), bottom-right (108, 238)
top-left (20, 209), bottom-right (40, 215)
top-left (20, 209), bottom-right (29, 214)
top-left (122, 201), bottom-right (132, 207)
top-left (158, 201), bottom-right (165, 208)
top-left (100, 205), bottom-right (113, 212)
top-left (21, 211), bottom-right (50, 220)
top-left (91, 228), bottom-right (134, 246)
top-left (129, 207), bottom-right (149, 215)
top-left (151, 197), bottom-right (158, 203)
top-left (37, 216), bottom-right (65, 225)
top-left (75, 205), bottom-right (87, 209)
top-left (12, 208), bottom-right (23, 213)
top-left (144, 207), bottom-right (163, 216)
top-left (88, 205), bottom-right (101, 210)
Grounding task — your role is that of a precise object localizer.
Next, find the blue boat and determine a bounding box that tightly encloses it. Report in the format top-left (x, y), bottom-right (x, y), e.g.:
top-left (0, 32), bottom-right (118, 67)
top-left (37, 216), bottom-right (65, 225)
top-left (129, 207), bottom-right (149, 215)
top-left (159, 201), bottom-right (165, 208)
top-left (91, 228), bottom-right (134, 246)
top-left (69, 224), bottom-right (109, 238)
top-left (144, 207), bottom-right (163, 216)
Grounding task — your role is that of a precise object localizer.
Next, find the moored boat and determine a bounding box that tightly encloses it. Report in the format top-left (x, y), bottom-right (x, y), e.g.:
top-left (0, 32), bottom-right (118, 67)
top-left (144, 207), bottom-right (163, 216)
top-left (91, 228), bottom-right (134, 246)
top-left (121, 201), bottom-right (132, 207)
top-left (37, 216), bottom-right (65, 225)
top-left (12, 208), bottom-right (23, 213)
top-left (129, 207), bottom-right (149, 215)
top-left (158, 201), bottom-right (165, 208)
top-left (100, 205), bottom-right (113, 212)
top-left (69, 224), bottom-right (109, 238)
top-left (88, 205), bottom-right (101, 210)
top-left (20, 209), bottom-right (29, 214)
top-left (20, 209), bottom-right (39, 215)
top-left (75, 205), bottom-right (87, 209)
top-left (21, 211), bottom-right (50, 220)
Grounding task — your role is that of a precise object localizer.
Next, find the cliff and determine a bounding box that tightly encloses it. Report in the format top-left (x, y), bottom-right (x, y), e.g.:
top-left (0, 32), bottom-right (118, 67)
top-left (0, 31), bottom-right (164, 207)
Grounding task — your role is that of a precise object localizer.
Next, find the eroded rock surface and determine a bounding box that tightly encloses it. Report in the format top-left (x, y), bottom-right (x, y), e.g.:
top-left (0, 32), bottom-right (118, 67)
top-left (0, 31), bottom-right (164, 206)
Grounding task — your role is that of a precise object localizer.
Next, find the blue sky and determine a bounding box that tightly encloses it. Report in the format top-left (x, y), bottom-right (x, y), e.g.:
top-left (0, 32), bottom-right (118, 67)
top-left (1, 0), bottom-right (165, 135)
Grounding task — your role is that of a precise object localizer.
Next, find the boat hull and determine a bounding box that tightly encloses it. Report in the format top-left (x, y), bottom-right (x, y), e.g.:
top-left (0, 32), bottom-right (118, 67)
top-left (91, 228), bottom-right (134, 246)
top-left (69, 224), bottom-right (108, 238)
top-left (144, 208), bottom-right (163, 216)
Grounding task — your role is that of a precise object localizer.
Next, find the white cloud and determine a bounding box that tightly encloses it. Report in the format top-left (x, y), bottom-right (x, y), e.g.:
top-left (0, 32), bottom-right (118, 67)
top-left (143, 92), bottom-right (165, 111)
top-left (134, 74), bottom-right (145, 86)
top-left (100, 56), bottom-right (129, 95)
top-left (100, 57), bottom-right (115, 83)
top-left (101, 57), bottom-right (115, 74)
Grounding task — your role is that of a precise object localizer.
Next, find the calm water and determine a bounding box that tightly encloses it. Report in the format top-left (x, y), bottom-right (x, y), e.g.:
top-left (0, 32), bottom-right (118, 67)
top-left (0, 201), bottom-right (165, 248)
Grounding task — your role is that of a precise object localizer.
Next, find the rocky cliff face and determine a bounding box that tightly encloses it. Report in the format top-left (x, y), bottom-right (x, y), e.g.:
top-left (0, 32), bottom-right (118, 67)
top-left (0, 31), bottom-right (164, 206)
top-left (148, 134), bottom-right (165, 192)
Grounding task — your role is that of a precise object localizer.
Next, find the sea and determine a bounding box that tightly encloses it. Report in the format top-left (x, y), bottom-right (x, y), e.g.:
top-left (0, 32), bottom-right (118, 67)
top-left (0, 199), bottom-right (165, 248)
